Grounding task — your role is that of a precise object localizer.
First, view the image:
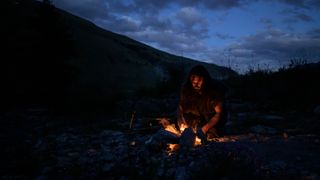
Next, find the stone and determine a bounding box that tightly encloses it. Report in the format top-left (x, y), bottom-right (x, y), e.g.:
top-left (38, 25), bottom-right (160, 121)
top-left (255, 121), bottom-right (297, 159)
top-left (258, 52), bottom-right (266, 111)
top-left (102, 150), bottom-right (114, 161)
top-left (100, 130), bottom-right (123, 137)
top-left (314, 105), bottom-right (320, 114)
top-left (259, 115), bottom-right (284, 122)
top-left (229, 102), bottom-right (255, 112)
top-left (267, 160), bottom-right (287, 170)
top-left (102, 163), bottom-right (114, 172)
top-left (250, 125), bottom-right (277, 135)
top-left (35, 175), bottom-right (47, 180)
top-left (235, 112), bottom-right (258, 124)
top-left (304, 173), bottom-right (319, 180)
top-left (175, 167), bottom-right (187, 180)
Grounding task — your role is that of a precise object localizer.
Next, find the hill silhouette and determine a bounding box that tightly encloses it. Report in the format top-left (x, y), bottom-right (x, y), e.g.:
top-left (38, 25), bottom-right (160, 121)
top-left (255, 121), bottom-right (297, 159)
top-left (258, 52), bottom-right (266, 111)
top-left (2, 0), bottom-right (236, 110)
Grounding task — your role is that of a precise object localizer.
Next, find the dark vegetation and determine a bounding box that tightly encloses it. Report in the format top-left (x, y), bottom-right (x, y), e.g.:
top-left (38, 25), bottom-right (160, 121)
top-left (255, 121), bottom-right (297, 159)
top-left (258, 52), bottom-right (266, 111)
top-left (225, 60), bottom-right (320, 112)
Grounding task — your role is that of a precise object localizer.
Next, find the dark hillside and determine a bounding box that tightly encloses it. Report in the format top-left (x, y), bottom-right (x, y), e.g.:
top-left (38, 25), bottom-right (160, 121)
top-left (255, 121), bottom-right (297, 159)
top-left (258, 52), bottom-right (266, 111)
top-left (2, 0), bottom-right (236, 111)
top-left (2, 0), bottom-right (75, 108)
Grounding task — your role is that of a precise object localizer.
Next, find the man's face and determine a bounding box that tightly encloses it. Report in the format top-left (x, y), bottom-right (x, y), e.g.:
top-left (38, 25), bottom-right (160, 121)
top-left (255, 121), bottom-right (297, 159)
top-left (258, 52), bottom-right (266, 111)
top-left (190, 75), bottom-right (204, 92)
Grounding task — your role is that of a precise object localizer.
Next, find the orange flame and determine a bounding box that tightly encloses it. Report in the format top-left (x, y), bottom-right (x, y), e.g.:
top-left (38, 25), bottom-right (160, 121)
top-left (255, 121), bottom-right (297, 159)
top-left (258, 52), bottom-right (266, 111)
top-left (164, 123), bottom-right (203, 154)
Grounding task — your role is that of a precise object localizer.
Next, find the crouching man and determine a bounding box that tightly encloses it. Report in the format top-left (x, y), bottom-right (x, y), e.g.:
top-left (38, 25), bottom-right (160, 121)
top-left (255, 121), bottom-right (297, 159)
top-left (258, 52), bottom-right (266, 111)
top-left (178, 65), bottom-right (227, 146)
top-left (175, 65), bottom-right (228, 148)
top-left (156, 65), bottom-right (228, 150)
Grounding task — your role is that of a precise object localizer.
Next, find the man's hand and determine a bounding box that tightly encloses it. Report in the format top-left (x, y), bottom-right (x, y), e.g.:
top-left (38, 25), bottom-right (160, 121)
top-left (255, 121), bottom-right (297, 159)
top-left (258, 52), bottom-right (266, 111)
top-left (202, 101), bottom-right (223, 134)
top-left (158, 118), bottom-right (170, 128)
top-left (197, 127), bottom-right (207, 144)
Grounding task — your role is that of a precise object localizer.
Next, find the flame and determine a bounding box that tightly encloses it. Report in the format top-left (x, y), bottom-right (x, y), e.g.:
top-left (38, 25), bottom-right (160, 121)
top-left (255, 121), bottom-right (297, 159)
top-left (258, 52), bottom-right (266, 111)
top-left (164, 124), bottom-right (181, 136)
top-left (164, 123), bottom-right (204, 154)
top-left (162, 120), bottom-right (238, 155)
top-left (195, 136), bottom-right (202, 146)
top-left (179, 123), bottom-right (187, 133)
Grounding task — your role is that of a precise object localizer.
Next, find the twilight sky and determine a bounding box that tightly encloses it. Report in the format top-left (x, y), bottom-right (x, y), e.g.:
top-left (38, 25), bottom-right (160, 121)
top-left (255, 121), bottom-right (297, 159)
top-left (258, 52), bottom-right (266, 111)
top-left (53, 0), bottom-right (320, 72)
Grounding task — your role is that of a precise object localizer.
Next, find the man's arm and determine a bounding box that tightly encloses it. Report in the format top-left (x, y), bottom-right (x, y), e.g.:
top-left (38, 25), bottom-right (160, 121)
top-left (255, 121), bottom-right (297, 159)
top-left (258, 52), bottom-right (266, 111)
top-left (201, 101), bottom-right (223, 134)
top-left (177, 105), bottom-right (188, 129)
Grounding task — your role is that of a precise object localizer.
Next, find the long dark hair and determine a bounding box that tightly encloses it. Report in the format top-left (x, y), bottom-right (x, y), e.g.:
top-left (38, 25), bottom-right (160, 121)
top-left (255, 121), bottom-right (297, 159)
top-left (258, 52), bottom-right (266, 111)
top-left (183, 65), bottom-right (212, 94)
top-left (181, 64), bottom-right (227, 99)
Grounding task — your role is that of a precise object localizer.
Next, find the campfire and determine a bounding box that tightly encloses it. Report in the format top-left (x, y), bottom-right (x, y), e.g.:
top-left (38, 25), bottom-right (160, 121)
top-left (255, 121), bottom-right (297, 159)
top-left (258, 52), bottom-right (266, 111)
top-left (152, 117), bottom-right (235, 155)
top-left (161, 120), bottom-right (202, 154)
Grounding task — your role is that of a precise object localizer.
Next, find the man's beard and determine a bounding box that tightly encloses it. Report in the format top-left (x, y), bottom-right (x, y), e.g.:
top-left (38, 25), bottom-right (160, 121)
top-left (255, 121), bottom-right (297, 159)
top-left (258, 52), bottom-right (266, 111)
top-left (193, 87), bottom-right (202, 93)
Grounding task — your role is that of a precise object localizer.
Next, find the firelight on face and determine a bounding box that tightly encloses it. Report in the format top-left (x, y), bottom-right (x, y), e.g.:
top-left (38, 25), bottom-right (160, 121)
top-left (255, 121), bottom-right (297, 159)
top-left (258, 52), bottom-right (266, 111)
top-left (190, 75), bottom-right (204, 91)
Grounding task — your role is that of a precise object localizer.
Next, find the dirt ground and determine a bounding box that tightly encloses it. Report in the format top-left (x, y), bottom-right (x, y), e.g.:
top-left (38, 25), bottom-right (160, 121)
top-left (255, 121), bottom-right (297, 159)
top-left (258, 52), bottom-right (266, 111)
top-left (1, 104), bottom-right (319, 179)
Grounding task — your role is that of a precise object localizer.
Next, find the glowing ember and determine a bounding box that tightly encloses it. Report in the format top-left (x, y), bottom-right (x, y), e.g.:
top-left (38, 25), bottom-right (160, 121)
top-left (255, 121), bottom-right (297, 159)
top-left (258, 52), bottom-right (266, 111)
top-left (164, 124), bottom-right (181, 136)
top-left (195, 136), bottom-right (202, 146)
top-left (179, 123), bottom-right (187, 133)
top-left (163, 122), bottom-right (203, 154)
top-left (167, 144), bottom-right (180, 155)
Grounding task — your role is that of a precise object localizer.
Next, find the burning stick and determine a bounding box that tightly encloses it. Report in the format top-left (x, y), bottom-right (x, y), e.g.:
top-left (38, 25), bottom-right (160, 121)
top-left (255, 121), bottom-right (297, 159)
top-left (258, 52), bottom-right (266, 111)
top-left (129, 111), bottom-right (136, 129)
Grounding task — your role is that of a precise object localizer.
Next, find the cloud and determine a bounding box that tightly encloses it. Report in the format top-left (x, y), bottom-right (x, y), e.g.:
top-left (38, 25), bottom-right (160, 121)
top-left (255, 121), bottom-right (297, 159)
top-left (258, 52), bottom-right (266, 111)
top-left (128, 29), bottom-right (207, 54)
top-left (277, 0), bottom-right (320, 9)
top-left (224, 28), bottom-right (320, 68)
top-left (132, 0), bottom-right (256, 12)
top-left (215, 32), bottom-right (235, 40)
top-left (174, 7), bottom-right (209, 39)
top-left (96, 16), bottom-right (141, 33)
top-left (281, 9), bottom-right (314, 24)
top-left (176, 7), bottom-right (204, 27)
top-left (278, 0), bottom-right (307, 8)
top-left (308, 28), bottom-right (320, 38)
top-left (129, 0), bottom-right (174, 15)
top-left (200, 28), bottom-right (320, 72)
top-left (105, 1), bottom-right (136, 15)
top-left (294, 13), bottom-right (313, 22)
top-left (53, 0), bottom-right (109, 20)
top-left (139, 15), bottom-right (173, 31)
top-left (259, 18), bottom-right (272, 25)
top-left (202, 0), bottom-right (253, 10)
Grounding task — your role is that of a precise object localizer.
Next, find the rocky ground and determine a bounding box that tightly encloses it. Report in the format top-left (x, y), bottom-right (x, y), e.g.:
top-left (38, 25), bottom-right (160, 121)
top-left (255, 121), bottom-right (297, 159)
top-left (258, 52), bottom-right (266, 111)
top-left (1, 97), bottom-right (320, 179)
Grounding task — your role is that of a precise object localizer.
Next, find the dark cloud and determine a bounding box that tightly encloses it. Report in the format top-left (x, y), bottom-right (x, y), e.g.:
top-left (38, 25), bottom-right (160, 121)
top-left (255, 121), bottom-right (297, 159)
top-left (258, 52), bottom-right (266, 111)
top-left (277, 0), bottom-right (320, 9)
top-left (225, 28), bottom-right (320, 68)
top-left (174, 7), bottom-right (209, 39)
top-left (110, 0), bottom-right (257, 15)
top-left (308, 28), bottom-right (320, 38)
top-left (132, 0), bottom-right (173, 14)
top-left (176, 7), bottom-right (205, 27)
top-left (140, 15), bottom-right (173, 31)
top-left (132, 0), bottom-right (257, 12)
top-left (280, 9), bottom-right (314, 24)
top-left (260, 18), bottom-right (273, 24)
top-left (96, 16), bottom-right (141, 33)
top-left (53, 0), bottom-right (109, 20)
top-left (106, 1), bottom-right (136, 14)
top-left (203, 28), bottom-right (320, 72)
top-left (278, 0), bottom-right (307, 8)
top-left (128, 30), bottom-right (207, 54)
top-left (310, 0), bottom-right (320, 8)
top-left (203, 0), bottom-right (250, 10)
top-left (294, 13), bottom-right (313, 22)
top-left (259, 18), bottom-right (273, 29)
top-left (177, 0), bottom-right (257, 10)
top-left (215, 32), bottom-right (235, 40)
